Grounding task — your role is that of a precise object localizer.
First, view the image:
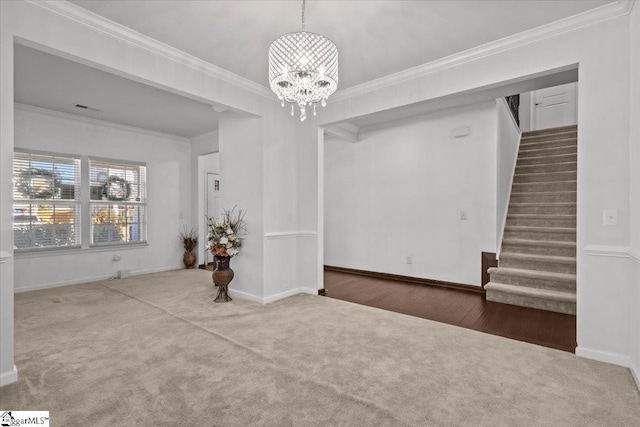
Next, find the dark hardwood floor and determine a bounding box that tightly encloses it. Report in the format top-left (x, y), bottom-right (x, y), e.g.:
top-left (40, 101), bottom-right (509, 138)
top-left (324, 269), bottom-right (577, 353)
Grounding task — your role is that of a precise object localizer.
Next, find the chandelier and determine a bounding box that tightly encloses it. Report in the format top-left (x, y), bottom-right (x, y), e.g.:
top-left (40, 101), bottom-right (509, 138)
top-left (268, 0), bottom-right (338, 121)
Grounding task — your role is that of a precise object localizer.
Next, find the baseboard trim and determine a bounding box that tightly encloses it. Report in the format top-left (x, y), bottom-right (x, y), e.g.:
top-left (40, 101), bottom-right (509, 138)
top-left (230, 288), bottom-right (268, 304)
top-left (0, 365), bottom-right (18, 387)
top-left (575, 346), bottom-right (632, 368)
top-left (263, 288), bottom-right (301, 304)
top-left (232, 287), bottom-right (323, 304)
top-left (14, 265), bottom-right (182, 293)
top-left (324, 265), bottom-right (485, 294)
top-left (631, 362), bottom-right (640, 391)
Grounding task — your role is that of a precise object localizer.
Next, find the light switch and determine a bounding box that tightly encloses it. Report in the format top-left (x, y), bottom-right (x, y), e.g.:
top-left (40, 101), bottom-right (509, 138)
top-left (603, 209), bottom-right (618, 226)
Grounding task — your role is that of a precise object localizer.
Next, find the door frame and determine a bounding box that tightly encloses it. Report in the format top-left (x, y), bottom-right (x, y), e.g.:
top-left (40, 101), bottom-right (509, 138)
top-left (203, 170), bottom-right (220, 266)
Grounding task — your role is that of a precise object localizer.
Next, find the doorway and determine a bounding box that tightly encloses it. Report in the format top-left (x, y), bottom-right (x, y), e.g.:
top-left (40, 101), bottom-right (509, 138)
top-left (204, 171), bottom-right (220, 265)
top-left (197, 151), bottom-right (220, 267)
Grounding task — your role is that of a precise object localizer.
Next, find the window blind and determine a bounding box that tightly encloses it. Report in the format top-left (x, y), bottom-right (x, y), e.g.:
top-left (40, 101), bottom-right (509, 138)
top-left (89, 158), bottom-right (147, 246)
top-left (13, 151), bottom-right (81, 250)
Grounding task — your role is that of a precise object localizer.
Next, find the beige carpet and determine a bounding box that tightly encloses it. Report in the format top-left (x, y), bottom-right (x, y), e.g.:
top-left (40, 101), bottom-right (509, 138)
top-left (1, 269), bottom-right (638, 426)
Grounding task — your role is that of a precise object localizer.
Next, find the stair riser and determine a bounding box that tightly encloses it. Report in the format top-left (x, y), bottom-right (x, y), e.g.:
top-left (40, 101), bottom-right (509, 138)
top-left (517, 154), bottom-right (576, 166)
top-left (504, 230), bottom-right (576, 242)
top-left (508, 205), bottom-right (576, 215)
top-left (510, 193), bottom-right (576, 204)
top-left (511, 181), bottom-right (576, 193)
top-left (501, 243), bottom-right (576, 257)
top-left (486, 288), bottom-right (576, 315)
top-left (519, 140), bottom-right (576, 151)
top-left (521, 132), bottom-right (577, 143)
top-left (490, 271), bottom-right (576, 291)
top-left (518, 146), bottom-right (577, 158)
top-left (499, 258), bottom-right (576, 274)
top-left (516, 162), bottom-right (576, 174)
top-left (506, 217), bottom-right (576, 227)
top-left (513, 171), bottom-right (576, 183)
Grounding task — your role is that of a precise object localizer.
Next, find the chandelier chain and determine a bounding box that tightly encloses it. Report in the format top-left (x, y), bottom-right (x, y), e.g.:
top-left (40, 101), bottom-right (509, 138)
top-left (302, 0), bottom-right (306, 31)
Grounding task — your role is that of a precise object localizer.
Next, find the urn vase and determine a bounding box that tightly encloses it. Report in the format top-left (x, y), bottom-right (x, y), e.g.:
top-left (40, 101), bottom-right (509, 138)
top-left (212, 255), bottom-right (234, 302)
top-left (183, 251), bottom-right (196, 269)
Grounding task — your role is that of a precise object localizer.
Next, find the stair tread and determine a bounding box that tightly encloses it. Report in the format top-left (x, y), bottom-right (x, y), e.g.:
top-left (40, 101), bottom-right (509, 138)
top-left (509, 202), bottom-right (576, 206)
top-left (502, 238), bottom-right (576, 247)
top-left (485, 282), bottom-right (576, 302)
top-left (508, 214), bottom-right (576, 218)
top-left (518, 146), bottom-right (578, 155)
top-left (510, 191), bottom-right (576, 196)
top-left (521, 135), bottom-right (577, 143)
top-left (519, 138), bottom-right (577, 147)
top-left (514, 170), bottom-right (576, 177)
top-left (516, 161), bottom-right (576, 168)
top-left (513, 180), bottom-right (577, 185)
top-left (499, 252), bottom-right (576, 264)
top-left (522, 125), bottom-right (577, 136)
top-left (505, 226), bottom-right (575, 232)
top-left (488, 267), bottom-right (576, 282)
top-left (517, 153), bottom-right (576, 161)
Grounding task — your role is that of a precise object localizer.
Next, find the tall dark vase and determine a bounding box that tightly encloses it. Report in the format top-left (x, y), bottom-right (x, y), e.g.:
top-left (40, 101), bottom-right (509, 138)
top-left (212, 255), bottom-right (234, 303)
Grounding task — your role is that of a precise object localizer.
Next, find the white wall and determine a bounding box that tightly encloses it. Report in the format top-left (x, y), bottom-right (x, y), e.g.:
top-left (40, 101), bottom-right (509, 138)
top-left (12, 106), bottom-right (191, 291)
top-left (324, 103), bottom-right (497, 286)
top-left (0, 3), bottom-right (16, 384)
top-left (496, 99), bottom-right (522, 255)
top-left (628, 1), bottom-right (640, 387)
top-left (218, 117), bottom-right (265, 299)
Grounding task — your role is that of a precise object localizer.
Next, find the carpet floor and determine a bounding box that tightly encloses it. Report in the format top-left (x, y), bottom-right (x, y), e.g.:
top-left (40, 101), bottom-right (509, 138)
top-left (1, 269), bottom-right (638, 426)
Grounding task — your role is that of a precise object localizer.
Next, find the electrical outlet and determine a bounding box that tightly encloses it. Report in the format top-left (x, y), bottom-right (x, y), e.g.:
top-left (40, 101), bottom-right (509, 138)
top-left (406, 255), bottom-right (412, 265)
top-left (603, 209), bottom-right (618, 226)
top-left (460, 211), bottom-right (468, 220)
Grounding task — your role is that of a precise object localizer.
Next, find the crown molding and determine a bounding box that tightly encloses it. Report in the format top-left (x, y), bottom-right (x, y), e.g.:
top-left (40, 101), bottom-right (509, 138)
top-left (14, 103), bottom-right (191, 144)
top-left (331, 0), bottom-right (634, 102)
top-left (26, 0), bottom-right (273, 100)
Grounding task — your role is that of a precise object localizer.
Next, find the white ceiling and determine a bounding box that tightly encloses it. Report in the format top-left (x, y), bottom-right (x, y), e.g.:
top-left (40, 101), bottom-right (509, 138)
top-left (14, 1), bottom-right (613, 137)
top-left (14, 44), bottom-right (220, 138)
top-left (69, 0), bottom-right (613, 90)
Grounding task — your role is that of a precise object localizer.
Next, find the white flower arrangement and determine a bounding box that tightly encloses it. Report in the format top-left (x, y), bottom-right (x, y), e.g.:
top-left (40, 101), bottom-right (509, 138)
top-left (207, 206), bottom-right (247, 258)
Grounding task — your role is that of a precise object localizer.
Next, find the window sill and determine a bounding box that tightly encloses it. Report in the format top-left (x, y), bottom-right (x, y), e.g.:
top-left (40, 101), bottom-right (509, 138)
top-left (14, 242), bottom-right (149, 259)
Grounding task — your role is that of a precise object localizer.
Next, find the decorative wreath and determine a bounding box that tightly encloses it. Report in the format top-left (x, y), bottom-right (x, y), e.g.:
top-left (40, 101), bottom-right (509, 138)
top-left (16, 168), bottom-right (61, 199)
top-left (101, 176), bottom-right (132, 202)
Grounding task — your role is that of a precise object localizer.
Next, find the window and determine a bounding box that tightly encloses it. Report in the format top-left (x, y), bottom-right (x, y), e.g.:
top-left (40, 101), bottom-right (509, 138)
top-left (89, 159), bottom-right (147, 246)
top-left (13, 151), bottom-right (81, 251)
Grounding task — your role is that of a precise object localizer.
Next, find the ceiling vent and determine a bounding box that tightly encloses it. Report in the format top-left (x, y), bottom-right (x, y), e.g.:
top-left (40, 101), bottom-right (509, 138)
top-left (75, 104), bottom-right (102, 112)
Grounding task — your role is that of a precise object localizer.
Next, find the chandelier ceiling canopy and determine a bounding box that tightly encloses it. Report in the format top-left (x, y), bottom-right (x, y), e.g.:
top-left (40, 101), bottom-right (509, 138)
top-left (268, 0), bottom-right (338, 121)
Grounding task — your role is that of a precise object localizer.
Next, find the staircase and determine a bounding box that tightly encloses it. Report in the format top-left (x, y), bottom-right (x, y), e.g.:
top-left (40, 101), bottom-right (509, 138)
top-left (486, 125), bottom-right (577, 315)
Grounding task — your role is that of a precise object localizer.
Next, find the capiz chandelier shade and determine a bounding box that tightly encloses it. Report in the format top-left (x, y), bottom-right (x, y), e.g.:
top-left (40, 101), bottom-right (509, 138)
top-left (268, 0), bottom-right (338, 121)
